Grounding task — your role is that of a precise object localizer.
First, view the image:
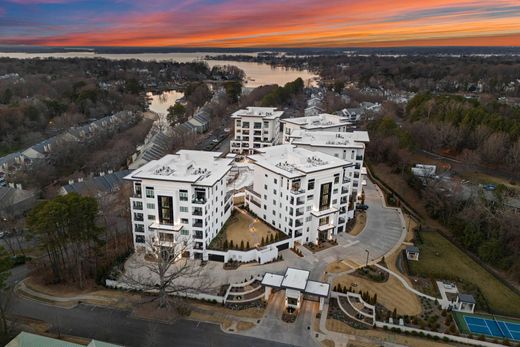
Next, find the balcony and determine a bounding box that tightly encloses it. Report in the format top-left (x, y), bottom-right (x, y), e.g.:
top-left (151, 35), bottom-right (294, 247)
top-left (192, 220), bottom-right (203, 228)
top-left (133, 192), bottom-right (142, 198)
top-left (343, 177), bottom-right (351, 184)
top-left (132, 202), bottom-right (143, 210)
top-left (133, 214), bottom-right (144, 222)
top-left (192, 195), bottom-right (207, 204)
top-left (295, 219), bottom-right (303, 227)
top-left (296, 198), bottom-right (305, 206)
top-left (356, 155), bottom-right (363, 161)
top-left (342, 186), bottom-right (349, 194)
top-left (193, 207), bottom-right (203, 216)
top-left (290, 188), bottom-right (306, 195)
top-left (295, 209), bottom-right (304, 216)
top-left (194, 232), bottom-right (204, 240)
top-left (341, 197), bottom-right (348, 204)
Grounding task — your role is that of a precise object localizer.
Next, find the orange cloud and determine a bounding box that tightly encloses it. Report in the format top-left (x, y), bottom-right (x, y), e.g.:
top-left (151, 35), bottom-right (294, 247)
top-left (1, 0), bottom-right (520, 47)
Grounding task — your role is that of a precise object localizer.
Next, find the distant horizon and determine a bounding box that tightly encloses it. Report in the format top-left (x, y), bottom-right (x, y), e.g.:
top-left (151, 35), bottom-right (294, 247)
top-left (0, 1), bottom-right (519, 48)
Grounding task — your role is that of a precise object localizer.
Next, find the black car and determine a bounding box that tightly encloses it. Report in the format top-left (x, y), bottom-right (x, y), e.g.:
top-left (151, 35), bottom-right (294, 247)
top-left (356, 204), bottom-right (369, 210)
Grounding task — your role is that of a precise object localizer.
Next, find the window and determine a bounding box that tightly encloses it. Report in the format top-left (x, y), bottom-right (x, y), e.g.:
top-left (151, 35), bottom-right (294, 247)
top-left (147, 215), bottom-right (155, 221)
top-left (179, 190), bottom-right (188, 201)
top-left (145, 187), bottom-right (154, 198)
top-left (158, 196), bottom-right (173, 225)
top-left (307, 179), bottom-right (315, 190)
top-left (146, 203), bottom-right (155, 210)
top-left (242, 121), bottom-right (250, 128)
top-left (180, 206), bottom-right (189, 213)
top-left (134, 224), bottom-right (144, 233)
top-left (135, 235), bottom-right (145, 243)
top-left (334, 174), bottom-right (340, 184)
top-left (181, 229), bottom-right (189, 236)
top-left (134, 183), bottom-right (142, 198)
top-left (274, 178), bottom-right (277, 184)
top-left (319, 216), bottom-right (329, 226)
top-left (305, 216), bottom-right (312, 222)
top-left (319, 183), bottom-right (332, 211)
top-left (181, 218), bottom-right (189, 224)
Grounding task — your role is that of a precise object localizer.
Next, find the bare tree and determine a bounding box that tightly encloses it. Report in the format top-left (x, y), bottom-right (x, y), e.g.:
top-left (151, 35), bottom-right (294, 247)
top-left (121, 237), bottom-right (211, 309)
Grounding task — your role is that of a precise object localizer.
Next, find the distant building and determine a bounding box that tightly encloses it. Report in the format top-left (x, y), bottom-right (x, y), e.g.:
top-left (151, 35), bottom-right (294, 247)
top-left (60, 170), bottom-right (131, 197)
top-left (6, 331), bottom-right (121, 347)
top-left (245, 144), bottom-right (354, 244)
top-left (454, 293), bottom-right (476, 313)
top-left (411, 164), bottom-right (437, 178)
top-left (405, 246), bottom-right (420, 261)
top-left (281, 114), bottom-right (352, 143)
top-left (0, 186), bottom-right (37, 219)
top-left (304, 105), bottom-right (324, 117)
top-left (286, 130), bottom-right (369, 199)
top-left (339, 108), bottom-right (365, 122)
top-left (230, 107), bottom-right (283, 154)
top-left (125, 150), bottom-right (234, 259)
top-left (129, 131), bottom-right (172, 170)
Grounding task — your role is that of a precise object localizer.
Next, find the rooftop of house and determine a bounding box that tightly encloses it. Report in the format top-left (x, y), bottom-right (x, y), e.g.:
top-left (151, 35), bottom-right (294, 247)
top-left (231, 107), bottom-right (283, 120)
top-left (282, 267), bottom-right (310, 291)
top-left (125, 150), bottom-right (233, 186)
top-left (406, 246), bottom-right (420, 253)
top-left (248, 144), bottom-right (350, 178)
top-left (61, 170), bottom-right (131, 196)
top-left (458, 293), bottom-right (476, 304)
top-left (282, 113), bottom-right (351, 130)
top-left (289, 130), bottom-right (369, 148)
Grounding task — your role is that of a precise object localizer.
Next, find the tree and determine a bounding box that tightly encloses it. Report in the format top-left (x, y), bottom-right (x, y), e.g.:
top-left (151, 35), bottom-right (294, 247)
top-left (224, 81), bottom-right (242, 103)
top-left (167, 102), bottom-right (186, 125)
top-left (0, 246), bottom-right (12, 337)
top-left (26, 193), bottom-right (102, 287)
top-left (122, 238), bottom-right (210, 309)
top-left (246, 241), bottom-right (250, 250)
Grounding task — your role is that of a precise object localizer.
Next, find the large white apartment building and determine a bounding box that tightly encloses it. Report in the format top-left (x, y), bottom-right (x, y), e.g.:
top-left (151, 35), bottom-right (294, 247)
top-left (245, 145), bottom-right (354, 245)
top-left (125, 150), bottom-right (234, 260)
top-left (281, 113), bottom-right (352, 143)
top-left (286, 130), bottom-right (370, 198)
top-left (230, 107), bottom-right (283, 154)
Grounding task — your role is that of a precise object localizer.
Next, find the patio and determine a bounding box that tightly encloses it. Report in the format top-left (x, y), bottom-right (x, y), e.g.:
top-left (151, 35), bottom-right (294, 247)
top-left (209, 208), bottom-right (286, 250)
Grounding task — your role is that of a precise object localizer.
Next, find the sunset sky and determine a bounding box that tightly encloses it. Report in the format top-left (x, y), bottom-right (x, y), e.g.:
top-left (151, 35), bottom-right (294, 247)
top-left (1, 0), bottom-right (520, 47)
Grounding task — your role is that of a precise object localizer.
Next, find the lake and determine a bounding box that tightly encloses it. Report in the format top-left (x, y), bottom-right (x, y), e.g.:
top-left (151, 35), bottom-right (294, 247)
top-left (0, 51), bottom-right (318, 88)
top-left (146, 90), bottom-right (184, 115)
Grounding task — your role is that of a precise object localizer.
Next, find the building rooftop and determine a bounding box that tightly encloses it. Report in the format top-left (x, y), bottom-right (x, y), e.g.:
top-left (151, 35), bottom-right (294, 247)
top-left (289, 130), bottom-right (369, 148)
top-left (458, 293), bottom-right (476, 304)
top-left (406, 246), bottom-right (420, 253)
top-left (281, 268), bottom-right (310, 291)
top-left (61, 170), bottom-right (131, 196)
top-left (125, 150), bottom-right (233, 186)
top-left (282, 113), bottom-right (351, 130)
top-left (231, 107), bottom-right (283, 120)
top-left (248, 145), bottom-right (351, 178)
top-left (305, 280), bottom-right (330, 297)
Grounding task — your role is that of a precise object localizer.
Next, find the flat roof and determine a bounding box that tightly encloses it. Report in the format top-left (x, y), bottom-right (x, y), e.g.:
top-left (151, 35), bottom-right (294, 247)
top-left (458, 293), bottom-right (476, 304)
top-left (305, 280), bottom-right (330, 297)
top-left (125, 150), bottom-right (233, 186)
top-left (281, 268), bottom-right (310, 291)
top-left (262, 273), bottom-right (284, 288)
top-left (248, 145), bottom-right (351, 178)
top-left (231, 107), bottom-right (283, 120)
top-left (289, 130), bottom-right (369, 148)
top-left (282, 113), bottom-right (351, 130)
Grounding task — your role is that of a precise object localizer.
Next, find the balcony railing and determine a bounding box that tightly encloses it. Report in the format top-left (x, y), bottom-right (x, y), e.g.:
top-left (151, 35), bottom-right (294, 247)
top-left (343, 177), bottom-right (351, 183)
top-left (132, 202), bottom-right (143, 210)
top-left (193, 208), bottom-right (203, 216)
top-left (290, 188), bottom-right (305, 195)
top-left (295, 209), bottom-right (304, 216)
top-left (192, 196), bottom-right (207, 204)
top-left (192, 220), bottom-right (203, 228)
top-left (133, 214), bottom-right (144, 222)
top-left (342, 186), bottom-right (349, 194)
top-left (295, 220), bottom-right (303, 227)
top-left (296, 199), bottom-right (305, 206)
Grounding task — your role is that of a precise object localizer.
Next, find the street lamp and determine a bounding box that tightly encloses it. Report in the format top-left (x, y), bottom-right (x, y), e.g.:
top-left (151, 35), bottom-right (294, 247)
top-left (365, 249), bottom-right (369, 267)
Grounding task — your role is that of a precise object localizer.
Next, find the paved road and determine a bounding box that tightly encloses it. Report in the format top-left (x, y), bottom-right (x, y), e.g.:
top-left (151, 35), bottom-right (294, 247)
top-left (7, 266), bottom-right (294, 347)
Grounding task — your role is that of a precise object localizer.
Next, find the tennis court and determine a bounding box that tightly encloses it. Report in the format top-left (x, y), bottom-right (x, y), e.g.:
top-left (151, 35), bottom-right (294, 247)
top-left (462, 315), bottom-right (520, 341)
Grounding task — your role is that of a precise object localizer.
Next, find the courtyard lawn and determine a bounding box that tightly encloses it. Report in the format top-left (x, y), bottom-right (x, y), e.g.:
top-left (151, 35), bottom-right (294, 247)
top-left (409, 230), bottom-right (520, 317)
top-left (209, 208), bottom-right (286, 250)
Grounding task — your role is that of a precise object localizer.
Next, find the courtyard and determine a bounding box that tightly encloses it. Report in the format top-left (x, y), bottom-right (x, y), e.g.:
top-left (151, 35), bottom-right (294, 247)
top-left (209, 208), bottom-right (287, 250)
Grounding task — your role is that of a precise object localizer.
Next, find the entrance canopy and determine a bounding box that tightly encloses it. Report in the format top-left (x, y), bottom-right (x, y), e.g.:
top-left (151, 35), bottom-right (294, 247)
top-left (262, 267), bottom-right (330, 298)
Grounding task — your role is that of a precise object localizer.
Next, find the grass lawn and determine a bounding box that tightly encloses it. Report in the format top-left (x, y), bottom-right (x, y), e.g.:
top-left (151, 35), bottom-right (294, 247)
top-left (410, 230), bottom-right (520, 317)
top-left (209, 208), bottom-right (286, 250)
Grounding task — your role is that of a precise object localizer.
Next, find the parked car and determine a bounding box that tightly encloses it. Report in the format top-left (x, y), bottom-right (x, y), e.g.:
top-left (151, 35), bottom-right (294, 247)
top-left (356, 204), bottom-right (369, 210)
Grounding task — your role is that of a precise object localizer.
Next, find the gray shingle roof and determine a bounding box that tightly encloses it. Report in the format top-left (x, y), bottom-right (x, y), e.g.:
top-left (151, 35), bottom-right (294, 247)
top-left (62, 170), bottom-right (131, 196)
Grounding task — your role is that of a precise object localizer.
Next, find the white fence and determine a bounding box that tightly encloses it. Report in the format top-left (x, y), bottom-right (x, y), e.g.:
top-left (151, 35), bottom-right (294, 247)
top-left (375, 321), bottom-right (507, 347)
top-left (105, 279), bottom-right (224, 304)
top-left (207, 242), bottom-right (286, 264)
